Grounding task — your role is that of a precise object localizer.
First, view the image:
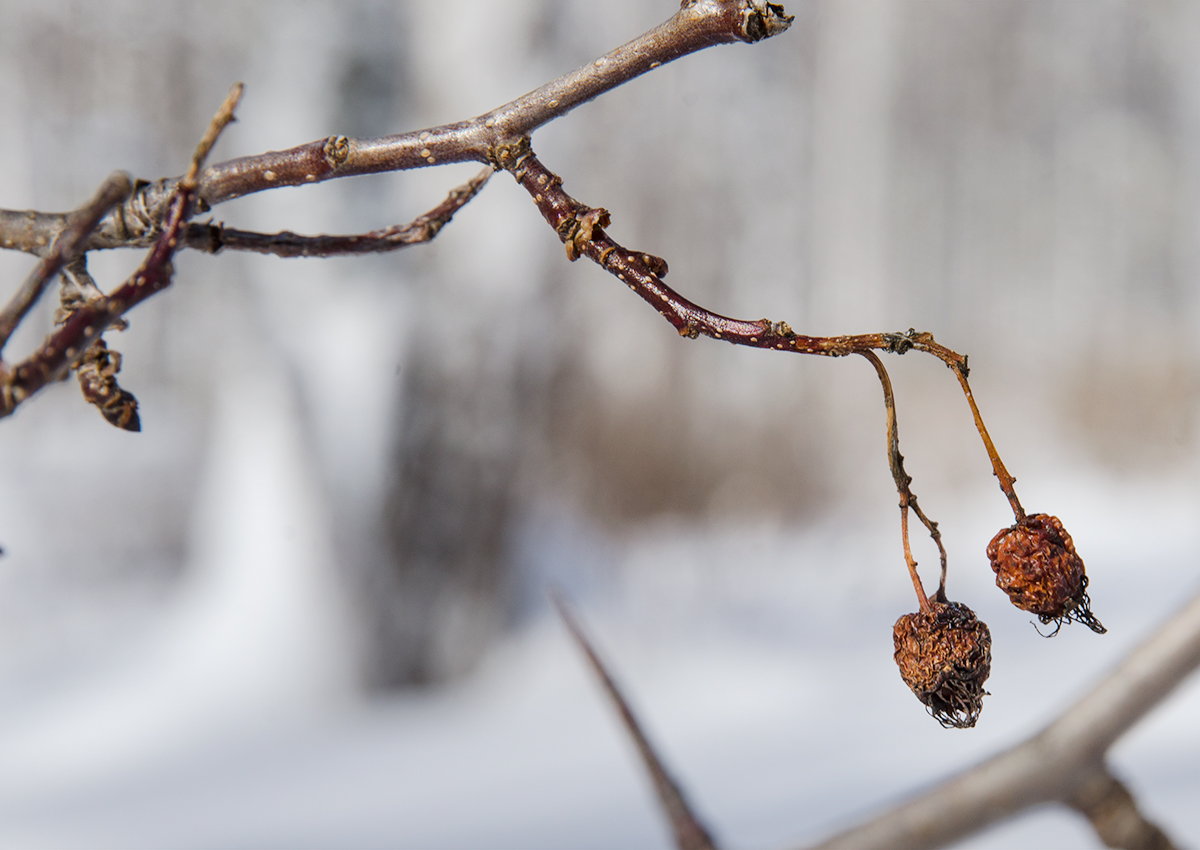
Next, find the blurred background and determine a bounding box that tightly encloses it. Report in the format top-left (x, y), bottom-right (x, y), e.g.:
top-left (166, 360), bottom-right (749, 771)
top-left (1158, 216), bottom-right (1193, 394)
top-left (0, 1), bottom-right (1197, 847)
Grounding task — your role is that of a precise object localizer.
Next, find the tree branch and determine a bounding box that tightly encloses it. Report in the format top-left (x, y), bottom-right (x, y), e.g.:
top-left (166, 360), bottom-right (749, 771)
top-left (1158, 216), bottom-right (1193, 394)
top-left (806, 589), bottom-right (1200, 850)
top-left (192, 0), bottom-right (792, 208)
top-left (182, 166), bottom-right (492, 258)
top-left (1066, 765), bottom-right (1176, 850)
top-left (0, 1), bottom-right (792, 258)
top-left (553, 592), bottom-right (719, 850)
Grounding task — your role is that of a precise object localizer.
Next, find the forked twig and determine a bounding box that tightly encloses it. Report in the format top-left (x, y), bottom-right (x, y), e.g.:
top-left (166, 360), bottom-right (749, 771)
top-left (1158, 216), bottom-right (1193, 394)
top-left (0, 172), bottom-right (131, 352)
top-left (0, 2), bottom-right (795, 422)
top-left (552, 591), bottom-right (719, 850)
top-left (0, 84), bottom-right (243, 418)
top-left (1066, 765), bottom-right (1176, 850)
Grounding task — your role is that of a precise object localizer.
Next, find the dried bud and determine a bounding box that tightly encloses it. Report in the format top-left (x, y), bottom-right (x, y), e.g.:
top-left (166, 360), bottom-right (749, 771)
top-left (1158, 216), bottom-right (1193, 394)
top-left (894, 600), bottom-right (991, 728)
top-left (987, 514), bottom-right (1105, 634)
top-left (75, 340), bottom-right (140, 432)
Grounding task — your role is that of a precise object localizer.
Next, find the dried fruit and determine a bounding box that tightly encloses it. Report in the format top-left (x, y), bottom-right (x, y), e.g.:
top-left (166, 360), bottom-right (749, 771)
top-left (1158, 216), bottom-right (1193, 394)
top-left (987, 513), bottom-right (1105, 634)
top-left (894, 600), bottom-right (991, 728)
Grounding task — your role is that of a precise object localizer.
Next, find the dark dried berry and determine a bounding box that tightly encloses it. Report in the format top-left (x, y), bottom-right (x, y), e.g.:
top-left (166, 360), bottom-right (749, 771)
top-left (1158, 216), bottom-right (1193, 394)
top-left (893, 600), bottom-right (991, 728)
top-left (987, 513), bottom-right (1105, 634)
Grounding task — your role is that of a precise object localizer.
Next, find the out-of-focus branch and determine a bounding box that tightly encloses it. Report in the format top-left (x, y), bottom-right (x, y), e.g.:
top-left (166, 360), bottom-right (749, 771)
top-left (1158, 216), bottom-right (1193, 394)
top-left (0, 172), bottom-right (131, 352)
top-left (807, 589), bottom-right (1200, 850)
top-left (1067, 766), bottom-right (1175, 850)
top-left (553, 592), bottom-right (719, 850)
top-left (183, 166), bottom-right (492, 258)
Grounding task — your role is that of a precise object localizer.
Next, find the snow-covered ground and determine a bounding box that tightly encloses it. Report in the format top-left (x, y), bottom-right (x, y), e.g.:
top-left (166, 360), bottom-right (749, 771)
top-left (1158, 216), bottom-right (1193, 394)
top-left (1, 454), bottom-right (1196, 848)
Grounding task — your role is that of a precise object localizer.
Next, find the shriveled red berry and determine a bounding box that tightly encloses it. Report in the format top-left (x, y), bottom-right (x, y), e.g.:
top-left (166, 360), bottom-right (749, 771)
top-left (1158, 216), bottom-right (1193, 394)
top-left (893, 600), bottom-right (991, 728)
top-left (987, 513), bottom-right (1105, 634)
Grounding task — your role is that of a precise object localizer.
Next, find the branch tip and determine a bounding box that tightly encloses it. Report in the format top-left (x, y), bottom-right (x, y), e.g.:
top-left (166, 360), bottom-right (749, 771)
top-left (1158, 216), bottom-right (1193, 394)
top-left (741, 1), bottom-right (794, 42)
top-left (184, 83), bottom-right (243, 190)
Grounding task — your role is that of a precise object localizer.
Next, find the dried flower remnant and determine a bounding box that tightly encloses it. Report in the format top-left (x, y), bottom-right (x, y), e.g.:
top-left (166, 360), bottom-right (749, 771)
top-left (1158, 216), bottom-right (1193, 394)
top-left (894, 600), bottom-right (992, 728)
top-left (75, 339), bottom-right (139, 431)
top-left (988, 513), bottom-right (1106, 635)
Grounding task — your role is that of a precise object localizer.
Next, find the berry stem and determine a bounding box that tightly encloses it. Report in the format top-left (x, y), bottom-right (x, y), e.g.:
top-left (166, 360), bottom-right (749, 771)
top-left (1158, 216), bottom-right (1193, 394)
top-left (901, 504), bottom-right (932, 614)
top-left (951, 365), bottom-right (1025, 520)
top-left (859, 351), bottom-right (941, 613)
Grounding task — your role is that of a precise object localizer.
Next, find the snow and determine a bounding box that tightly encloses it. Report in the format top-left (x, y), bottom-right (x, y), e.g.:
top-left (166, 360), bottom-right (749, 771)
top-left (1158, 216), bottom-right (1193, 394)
top-left (1, 466), bottom-right (1196, 849)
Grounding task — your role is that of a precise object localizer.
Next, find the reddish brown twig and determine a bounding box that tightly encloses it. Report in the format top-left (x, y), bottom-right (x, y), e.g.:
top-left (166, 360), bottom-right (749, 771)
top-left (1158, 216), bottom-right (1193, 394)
top-left (858, 351), bottom-right (949, 609)
top-left (183, 166), bottom-right (492, 258)
top-left (501, 139), bottom-right (953, 361)
top-left (500, 140), bottom-right (1023, 524)
top-left (552, 591), bottom-right (719, 850)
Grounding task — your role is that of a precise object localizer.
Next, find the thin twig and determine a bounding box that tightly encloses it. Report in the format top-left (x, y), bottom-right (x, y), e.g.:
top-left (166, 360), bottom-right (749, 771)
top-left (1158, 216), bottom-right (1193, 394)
top-left (183, 83), bottom-right (243, 191)
top-left (503, 142), bottom-right (962, 364)
top-left (183, 167), bottom-right (492, 258)
top-left (806, 588), bottom-right (1200, 850)
top-left (0, 172), bottom-right (131, 353)
top-left (189, 0), bottom-right (791, 208)
top-left (552, 591), bottom-right (719, 850)
top-left (951, 367), bottom-right (1024, 520)
top-left (858, 350), bottom-right (948, 607)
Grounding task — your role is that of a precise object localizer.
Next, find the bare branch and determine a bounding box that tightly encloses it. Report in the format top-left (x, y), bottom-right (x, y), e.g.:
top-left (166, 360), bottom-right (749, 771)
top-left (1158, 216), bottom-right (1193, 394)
top-left (183, 166), bottom-right (492, 258)
top-left (500, 140), bottom-right (960, 365)
top-left (0, 172), bottom-right (131, 352)
top-left (189, 0), bottom-right (792, 208)
top-left (552, 592), bottom-right (719, 850)
top-left (0, 1), bottom-right (792, 256)
top-left (0, 208), bottom-right (77, 257)
top-left (806, 589), bottom-right (1200, 850)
